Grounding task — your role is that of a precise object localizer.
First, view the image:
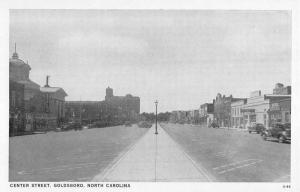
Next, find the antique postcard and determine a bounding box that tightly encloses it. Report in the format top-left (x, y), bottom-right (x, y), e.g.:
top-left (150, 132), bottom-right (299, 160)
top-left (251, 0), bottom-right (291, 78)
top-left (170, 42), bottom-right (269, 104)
top-left (1, 1), bottom-right (299, 192)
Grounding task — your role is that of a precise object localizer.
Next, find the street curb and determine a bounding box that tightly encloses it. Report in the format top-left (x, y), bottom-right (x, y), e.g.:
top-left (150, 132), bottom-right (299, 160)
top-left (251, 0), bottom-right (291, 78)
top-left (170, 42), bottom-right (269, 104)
top-left (91, 126), bottom-right (151, 181)
top-left (160, 124), bottom-right (217, 182)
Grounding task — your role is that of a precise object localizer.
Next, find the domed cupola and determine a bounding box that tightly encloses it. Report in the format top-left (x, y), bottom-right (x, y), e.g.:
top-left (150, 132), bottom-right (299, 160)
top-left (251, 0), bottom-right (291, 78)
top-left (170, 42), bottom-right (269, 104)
top-left (9, 43), bottom-right (31, 70)
top-left (9, 43), bottom-right (33, 82)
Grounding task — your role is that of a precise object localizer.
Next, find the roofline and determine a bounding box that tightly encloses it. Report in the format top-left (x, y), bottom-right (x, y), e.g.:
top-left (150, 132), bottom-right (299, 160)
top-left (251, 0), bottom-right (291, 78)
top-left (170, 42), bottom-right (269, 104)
top-left (264, 94), bottom-right (291, 98)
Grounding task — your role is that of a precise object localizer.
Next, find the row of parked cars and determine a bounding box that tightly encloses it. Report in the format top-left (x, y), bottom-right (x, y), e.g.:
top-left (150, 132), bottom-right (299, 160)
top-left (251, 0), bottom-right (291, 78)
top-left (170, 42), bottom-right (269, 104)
top-left (247, 122), bottom-right (291, 143)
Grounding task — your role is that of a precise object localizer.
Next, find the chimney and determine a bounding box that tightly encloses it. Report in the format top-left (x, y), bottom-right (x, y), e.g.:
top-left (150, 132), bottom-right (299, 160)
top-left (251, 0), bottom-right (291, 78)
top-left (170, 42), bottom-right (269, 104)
top-left (45, 75), bottom-right (50, 87)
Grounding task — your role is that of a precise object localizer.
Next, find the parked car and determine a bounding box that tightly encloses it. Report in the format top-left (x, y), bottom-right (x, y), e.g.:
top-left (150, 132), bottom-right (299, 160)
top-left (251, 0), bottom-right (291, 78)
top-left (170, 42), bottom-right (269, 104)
top-left (247, 123), bottom-right (265, 134)
top-left (82, 125), bottom-right (89, 129)
top-left (208, 122), bottom-right (219, 128)
top-left (261, 123), bottom-right (291, 143)
top-left (62, 122), bottom-right (82, 131)
top-left (124, 121), bottom-right (132, 127)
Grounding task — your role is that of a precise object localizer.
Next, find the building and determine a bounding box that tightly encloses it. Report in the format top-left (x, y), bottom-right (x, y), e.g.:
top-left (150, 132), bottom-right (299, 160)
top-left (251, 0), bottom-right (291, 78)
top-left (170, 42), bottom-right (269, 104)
top-left (267, 96), bottom-right (291, 125)
top-left (241, 84), bottom-right (291, 128)
top-left (268, 83), bottom-right (291, 125)
top-left (199, 103), bottom-right (214, 127)
top-left (104, 87), bottom-right (140, 117)
top-left (9, 45), bottom-right (40, 134)
top-left (231, 99), bottom-right (247, 129)
top-left (169, 110), bottom-right (187, 124)
top-left (273, 83), bottom-right (291, 95)
top-left (192, 110), bottom-right (200, 124)
top-left (65, 101), bottom-right (100, 124)
top-left (213, 93), bottom-right (245, 127)
top-left (9, 45), bottom-right (67, 133)
top-left (9, 80), bottom-right (25, 136)
top-left (65, 87), bottom-right (140, 126)
top-left (9, 45), bottom-right (40, 112)
top-left (169, 111), bottom-right (178, 123)
top-left (32, 77), bottom-right (68, 131)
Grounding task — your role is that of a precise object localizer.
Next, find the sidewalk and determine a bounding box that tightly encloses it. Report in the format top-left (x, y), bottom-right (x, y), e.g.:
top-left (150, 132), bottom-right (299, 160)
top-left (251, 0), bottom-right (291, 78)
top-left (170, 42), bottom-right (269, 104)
top-left (92, 124), bottom-right (213, 182)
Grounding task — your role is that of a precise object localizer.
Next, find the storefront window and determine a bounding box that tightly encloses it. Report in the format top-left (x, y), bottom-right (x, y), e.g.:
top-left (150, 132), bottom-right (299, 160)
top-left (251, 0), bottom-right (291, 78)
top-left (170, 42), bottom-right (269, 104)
top-left (250, 114), bottom-right (256, 123)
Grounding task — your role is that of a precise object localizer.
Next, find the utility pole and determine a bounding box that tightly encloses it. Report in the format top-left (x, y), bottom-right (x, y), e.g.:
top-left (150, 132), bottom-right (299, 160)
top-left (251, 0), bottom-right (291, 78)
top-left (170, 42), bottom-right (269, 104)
top-left (79, 97), bottom-right (82, 125)
top-left (155, 100), bottom-right (158, 134)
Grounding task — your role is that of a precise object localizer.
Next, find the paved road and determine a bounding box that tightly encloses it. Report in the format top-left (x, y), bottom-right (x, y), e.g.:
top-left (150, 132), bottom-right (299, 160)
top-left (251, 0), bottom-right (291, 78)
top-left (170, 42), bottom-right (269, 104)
top-left (93, 124), bottom-right (212, 182)
top-left (9, 125), bottom-right (149, 182)
top-left (161, 123), bottom-right (291, 182)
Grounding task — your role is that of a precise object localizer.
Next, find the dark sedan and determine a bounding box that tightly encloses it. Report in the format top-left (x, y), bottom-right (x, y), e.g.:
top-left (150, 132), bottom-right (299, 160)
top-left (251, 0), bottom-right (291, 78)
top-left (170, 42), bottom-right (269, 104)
top-left (247, 123), bottom-right (265, 134)
top-left (261, 123), bottom-right (291, 143)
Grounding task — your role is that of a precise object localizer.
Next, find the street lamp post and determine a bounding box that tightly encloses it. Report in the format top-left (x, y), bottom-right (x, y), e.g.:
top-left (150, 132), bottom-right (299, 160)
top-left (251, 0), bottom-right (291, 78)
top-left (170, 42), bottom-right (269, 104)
top-left (155, 100), bottom-right (158, 134)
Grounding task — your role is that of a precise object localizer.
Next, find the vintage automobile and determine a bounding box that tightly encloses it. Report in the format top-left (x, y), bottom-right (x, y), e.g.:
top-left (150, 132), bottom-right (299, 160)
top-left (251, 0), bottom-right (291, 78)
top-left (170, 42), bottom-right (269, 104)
top-left (247, 123), bottom-right (265, 134)
top-left (62, 122), bottom-right (82, 131)
top-left (124, 121), bottom-right (132, 127)
top-left (261, 123), bottom-right (291, 143)
top-left (208, 122), bottom-right (219, 128)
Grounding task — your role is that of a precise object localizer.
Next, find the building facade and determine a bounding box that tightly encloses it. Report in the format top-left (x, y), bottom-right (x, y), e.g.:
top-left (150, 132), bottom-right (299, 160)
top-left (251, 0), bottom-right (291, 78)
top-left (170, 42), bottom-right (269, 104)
top-left (241, 84), bottom-right (291, 128)
top-left (213, 93), bottom-right (244, 127)
top-left (192, 110), bottom-right (200, 124)
top-left (241, 90), bottom-right (271, 128)
top-left (9, 48), bottom-right (40, 112)
top-left (9, 46), bottom-right (67, 133)
top-left (169, 110), bottom-right (187, 124)
top-left (231, 99), bottom-right (247, 128)
top-left (199, 103), bottom-right (214, 127)
top-left (268, 96), bottom-right (291, 126)
top-left (269, 83), bottom-right (291, 125)
top-left (9, 80), bottom-right (25, 136)
top-left (65, 87), bottom-right (140, 126)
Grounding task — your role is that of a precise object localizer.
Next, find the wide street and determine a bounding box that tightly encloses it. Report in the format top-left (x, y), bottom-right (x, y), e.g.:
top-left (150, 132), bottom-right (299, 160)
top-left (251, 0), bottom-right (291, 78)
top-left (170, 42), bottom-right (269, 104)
top-left (9, 123), bottom-right (290, 182)
top-left (161, 123), bottom-right (291, 182)
top-left (9, 125), bottom-right (148, 182)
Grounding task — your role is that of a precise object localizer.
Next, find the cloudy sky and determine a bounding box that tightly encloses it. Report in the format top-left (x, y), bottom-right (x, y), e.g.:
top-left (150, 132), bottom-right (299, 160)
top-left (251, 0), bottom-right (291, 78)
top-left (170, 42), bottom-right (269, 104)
top-left (9, 10), bottom-right (291, 112)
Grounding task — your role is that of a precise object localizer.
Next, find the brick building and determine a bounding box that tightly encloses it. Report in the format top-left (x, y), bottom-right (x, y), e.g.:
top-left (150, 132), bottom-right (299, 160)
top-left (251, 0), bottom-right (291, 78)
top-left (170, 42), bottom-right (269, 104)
top-left (9, 45), bottom-right (40, 112)
top-left (9, 80), bottom-right (25, 136)
top-left (9, 46), bottom-right (67, 133)
top-left (65, 87), bottom-right (140, 126)
top-left (268, 83), bottom-right (291, 126)
top-left (213, 93), bottom-right (245, 127)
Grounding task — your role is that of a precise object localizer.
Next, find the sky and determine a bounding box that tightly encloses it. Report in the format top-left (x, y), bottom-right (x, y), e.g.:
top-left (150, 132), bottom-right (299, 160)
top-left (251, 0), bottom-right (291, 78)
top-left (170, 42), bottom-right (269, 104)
top-left (9, 10), bottom-right (291, 113)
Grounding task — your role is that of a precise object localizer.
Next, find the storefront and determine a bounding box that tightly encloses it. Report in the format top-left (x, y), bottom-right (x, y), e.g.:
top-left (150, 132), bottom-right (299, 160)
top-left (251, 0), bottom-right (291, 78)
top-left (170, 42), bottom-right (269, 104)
top-left (241, 109), bottom-right (256, 128)
top-left (268, 98), bottom-right (291, 126)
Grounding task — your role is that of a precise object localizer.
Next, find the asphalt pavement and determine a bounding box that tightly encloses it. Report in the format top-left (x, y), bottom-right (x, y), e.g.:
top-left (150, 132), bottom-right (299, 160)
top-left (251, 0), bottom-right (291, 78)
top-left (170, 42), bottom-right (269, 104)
top-left (9, 123), bottom-right (290, 182)
top-left (161, 123), bottom-right (291, 182)
top-left (9, 125), bottom-right (149, 182)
